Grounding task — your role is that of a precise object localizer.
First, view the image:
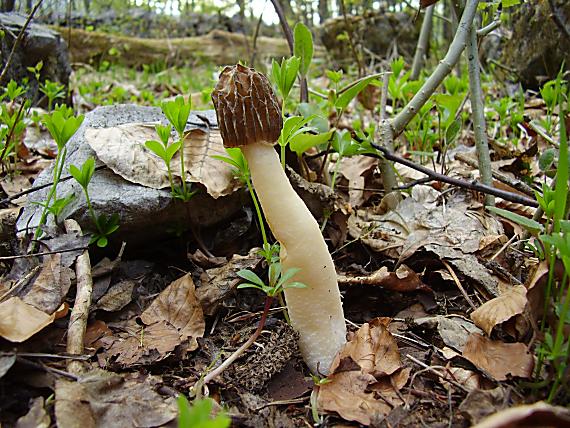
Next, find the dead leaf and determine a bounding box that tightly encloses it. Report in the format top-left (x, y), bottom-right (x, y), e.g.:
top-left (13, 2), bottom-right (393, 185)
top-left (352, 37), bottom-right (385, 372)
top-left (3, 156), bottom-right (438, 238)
top-left (433, 315), bottom-right (483, 352)
top-left (141, 273), bottom-right (204, 348)
top-left (459, 387), bottom-right (510, 424)
top-left (16, 396), bottom-right (50, 428)
top-left (1, 174), bottom-right (31, 206)
top-left (0, 297), bottom-right (56, 342)
top-left (462, 333), bottom-right (534, 380)
top-left (55, 370), bottom-right (177, 428)
top-left (338, 265), bottom-right (432, 293)
top-left (0, 354), bottom-right (16, 379)
top-left (23, 253), bottom-right (74, 314)
top-left (470, 284), bottom-right (527, 336)
top-left (85, 124), bottom-right (238, 198)
top-left (101, 274), bottom-right (205, 367)
top-left (317, 319), bottom-right (406, 425)
top-left (471, 401), bottom-right (570, 428)
top-left (196, 249), bottom-right (261, 316)
top-left (332, 318), bottom-right (402, 377)
top-left (95, 280), bottom-right (135, 312)
top-left (441, 367), bottom-right (481, 392)
top-left (339, 156), bottom-right (377, 208)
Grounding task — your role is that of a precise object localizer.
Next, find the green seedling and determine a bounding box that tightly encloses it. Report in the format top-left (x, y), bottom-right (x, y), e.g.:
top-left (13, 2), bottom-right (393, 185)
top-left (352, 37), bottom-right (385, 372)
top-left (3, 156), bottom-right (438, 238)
top-left (39, 79), bottom-right (66, 111)
top-left (26, 61), bottom-right (43, 82)
top-left (4, 79), bottom-right (26, 102)
top-left (0, 100), bottom-right (28, 170)
top-left (177, 396), bottom-right (230, 428)
top-left (33, 107), bottom-right (84, 244)
top-left (69, 157), bottom-right (120, 247)
top-left (237, 262), bottom-right (305, 297)
top-left (294, 23), bottom-right (313, 79)
top-left (271, 56), bottom-right (300, 105)
top-left (212, 148), bottom-right (275, 262)
top-left (160, 96), bottom-right (196, 201)
top-left (145, 124), bottom-right (181, 194)
top-left (310, 375), bottom-right (331, 425)
top-left (330, 129), bottom-right (360, 191)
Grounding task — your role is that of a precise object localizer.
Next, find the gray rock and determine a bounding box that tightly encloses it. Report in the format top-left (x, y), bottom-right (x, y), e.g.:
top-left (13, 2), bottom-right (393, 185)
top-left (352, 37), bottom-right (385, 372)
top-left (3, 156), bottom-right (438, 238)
top-left (0, 12), bottom-right (71, 107)
top-left (17, 105), bottom-right (244, 248)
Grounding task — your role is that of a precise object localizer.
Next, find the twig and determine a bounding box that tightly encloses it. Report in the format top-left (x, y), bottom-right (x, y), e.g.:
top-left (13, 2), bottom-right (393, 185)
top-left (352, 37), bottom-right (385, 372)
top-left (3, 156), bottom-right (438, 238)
top-left (367, 143), bottom-right (539, 207)
top-left (16, 357), bottom-right (79, 381)
top-left (268, 0), bottom-right (293, 54)
top-left (203, 296), bottom-right (273, 384)
top-left (64, 220), bottom-right (93, 375)
top-left (249, 2), bottom-right (266, 66)
top-left (390, 0), bottom-right (480, 136)
top-left (477, 21), bottom-right (500, 37)
top-left (441, 260), bottom-right (477, 310)
top-left (0, 351), bottom-right (90, 360)
top-left (454, 152), bottom-right (536, 197)
top-left (466, 19), bottom-right (494, 206)
top-left (0, 246), bottom-right (88, 260)
top-left (410, 5), bottom-right (434, 80)
top-left (406, 354), bottom-right (469, 393)
top-left (378, 72), bottom-right (398, 194)
top-left (0, 0), bottom-right (44, 84)
top-left (338, 0), bottom-right (364, 77)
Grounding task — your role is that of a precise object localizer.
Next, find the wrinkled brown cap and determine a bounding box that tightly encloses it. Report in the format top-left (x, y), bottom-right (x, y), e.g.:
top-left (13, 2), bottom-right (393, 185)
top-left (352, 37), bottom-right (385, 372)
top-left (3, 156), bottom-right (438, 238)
top-left (212, 64), bottom-right (283, 148)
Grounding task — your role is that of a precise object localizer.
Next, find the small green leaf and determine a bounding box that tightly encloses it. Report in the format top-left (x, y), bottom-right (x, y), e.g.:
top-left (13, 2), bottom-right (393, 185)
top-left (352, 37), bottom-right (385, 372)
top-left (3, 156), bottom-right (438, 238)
top-left (486, 206), bottom-right (544, 234)
top-left (290, 129), bottom-right (334, 156)
top-left (237, 269), bottom-right (266, 288)
top-left (335, 75), bottom-right (378, 111)
top-left (445, 119), bottom-right (461, 146)
top-left (538, 148), bottom-right (556, 171)
top-left (145, 140), bottom-right (168, 162)
top-left (294, 23), bottom-right (313, 77)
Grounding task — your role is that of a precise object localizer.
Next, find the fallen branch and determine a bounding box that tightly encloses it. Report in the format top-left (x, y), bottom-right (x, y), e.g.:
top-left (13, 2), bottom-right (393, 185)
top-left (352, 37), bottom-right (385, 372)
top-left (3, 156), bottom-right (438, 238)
top-left (64, 220), bottom-right (93, 376)
top-left (367, 143), bottom-right (538, 207)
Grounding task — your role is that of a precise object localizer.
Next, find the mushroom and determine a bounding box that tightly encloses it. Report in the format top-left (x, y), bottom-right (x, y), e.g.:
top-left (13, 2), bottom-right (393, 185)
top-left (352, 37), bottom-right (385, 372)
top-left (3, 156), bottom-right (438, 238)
top-left (212, 64), bottom-right (346, 374)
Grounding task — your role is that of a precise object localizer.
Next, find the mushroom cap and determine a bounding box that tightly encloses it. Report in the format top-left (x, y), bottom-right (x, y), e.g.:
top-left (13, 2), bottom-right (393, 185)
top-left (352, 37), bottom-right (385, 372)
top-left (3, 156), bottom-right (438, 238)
top-left (212, 64), bottom-right (283, 148)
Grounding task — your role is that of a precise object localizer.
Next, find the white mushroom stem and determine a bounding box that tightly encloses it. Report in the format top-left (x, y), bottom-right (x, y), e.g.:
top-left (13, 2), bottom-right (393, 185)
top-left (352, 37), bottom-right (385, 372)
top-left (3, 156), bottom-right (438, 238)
top-left (242, 142), bottom-right (347, 374)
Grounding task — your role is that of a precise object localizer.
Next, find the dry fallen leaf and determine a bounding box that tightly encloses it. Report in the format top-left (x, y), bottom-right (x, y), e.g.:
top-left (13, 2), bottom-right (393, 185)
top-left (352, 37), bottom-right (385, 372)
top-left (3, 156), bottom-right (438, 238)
top-left (462, 333), bottom-right (534, 381)
top-left (317, 318), bottom-right (407, 425)
top-left (101, 273), bottom-right (205, 367)
top-left (15, 396), bottom-right (50, 428)
top-left (471, 401), bottom-right (570, 428)
top-left (470, 284), bottom-right (528, 336)
top-left (338, 156), bottom-right (377, 208)
top-left (55, 369), bottom-right (177, 428)
top-left (85, 124), bottom-right (238, 198)
top-left (0, 297), bottom-right (56, 342)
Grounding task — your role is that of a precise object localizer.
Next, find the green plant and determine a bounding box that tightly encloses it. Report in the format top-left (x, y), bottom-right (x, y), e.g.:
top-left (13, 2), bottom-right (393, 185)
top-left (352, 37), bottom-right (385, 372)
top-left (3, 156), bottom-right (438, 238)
top-left (145, 124), bottom-right (180, 194)
top-left (212, 148), bottom-right (276, 263)
top-left (33, 106), bottom-right (84, 245)
top-left (159, 96), bottom-right (196, 201)
top-left (39, 79), bottom-right (66, 111)
top-left (237, 262), bottom-right (305, 297)
top-left (177, 396), bottom-right (230, 428)
top-left (487, 92), bottom-right (569, 402)
top-left (69, 157), bottom-right (120, 247)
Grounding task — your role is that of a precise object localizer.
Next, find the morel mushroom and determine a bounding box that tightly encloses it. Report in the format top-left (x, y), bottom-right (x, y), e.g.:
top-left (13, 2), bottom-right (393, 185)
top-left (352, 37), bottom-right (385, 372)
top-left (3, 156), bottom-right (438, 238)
top-left (212, 64), bottom-right (346, 374)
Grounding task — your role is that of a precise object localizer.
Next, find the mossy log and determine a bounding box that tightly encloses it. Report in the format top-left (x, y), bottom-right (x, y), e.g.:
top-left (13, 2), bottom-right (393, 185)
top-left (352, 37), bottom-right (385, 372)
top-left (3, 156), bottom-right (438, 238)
top-left (53, 27), bottom-right (317, 68)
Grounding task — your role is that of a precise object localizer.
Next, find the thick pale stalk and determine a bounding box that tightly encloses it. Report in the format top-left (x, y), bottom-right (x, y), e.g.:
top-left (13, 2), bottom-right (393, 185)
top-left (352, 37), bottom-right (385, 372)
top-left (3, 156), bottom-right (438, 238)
top-left (242, 143), bottom-right (346, 374)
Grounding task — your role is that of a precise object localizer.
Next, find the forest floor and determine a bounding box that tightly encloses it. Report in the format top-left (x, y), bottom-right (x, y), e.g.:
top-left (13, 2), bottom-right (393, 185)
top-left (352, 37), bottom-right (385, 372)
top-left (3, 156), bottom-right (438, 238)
top-left (0, 57), bottom-right (569, 428)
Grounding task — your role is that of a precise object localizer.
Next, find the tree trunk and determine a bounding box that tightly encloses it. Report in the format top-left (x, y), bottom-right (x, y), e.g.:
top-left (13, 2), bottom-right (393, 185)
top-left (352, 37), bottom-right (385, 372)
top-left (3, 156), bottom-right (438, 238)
top-left (318, 0), bottom-right (329, 23)
top-left (1, 0), bottom-right (15, 12)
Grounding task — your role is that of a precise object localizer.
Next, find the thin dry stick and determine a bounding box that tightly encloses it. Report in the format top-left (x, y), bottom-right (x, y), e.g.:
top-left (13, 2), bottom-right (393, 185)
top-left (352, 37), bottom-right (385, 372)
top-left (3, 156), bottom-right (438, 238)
top-left (0, 246), bottom-right (88, 260)
top-left (465, 20), bottom-right (494, 206)
top-left (203, 297), bottom-right (273, 384)
top-left (410, 5), bottom-right (434, 80)
top-left (367, 144), bottom-right (539, 207)
top-left (0, 0), bottom-right (44, 84)
top-left (64, 219), bottom-right (93, 375)
top-left (454, 152), bottom-right (536, 197)
top-left (441, 260), bottom-right (477, 310)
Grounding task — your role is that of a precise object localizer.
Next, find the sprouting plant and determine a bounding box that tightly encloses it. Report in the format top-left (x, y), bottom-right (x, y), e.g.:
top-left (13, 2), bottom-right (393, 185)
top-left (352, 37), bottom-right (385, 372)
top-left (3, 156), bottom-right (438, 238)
top-left (33, 106), bottom-right (84, 246)
top-left (310, 375), bottom-right (331, 425)
top-left (212, 147), bottom-right (276, 263)
top-left (26, 60), bottom-right (43, 82)
top-left (145, 124), bottom-right (180, 193)
top-left (177, 396), bottom-right (230, 428)
top-left (487, 92), bottom-right (569, 402)
top-left (236, 262), bottom-right (305, 297)
top-left (160, 96), bottom-right (196, 201)
top-left (330, 129), bottom-right (360, 191)
top-left (202, 261), bottom-right (305, 384)
top-left (39, 79), bottom-right (66, 111)
top-left (271, 55), bottom-right (300, 109)
top-left (0, 99), bottom-right (28, 170)
top-left (69, 157), bottom-right (120, 247)
top-left (4, 79), bottom-right (26, 102)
